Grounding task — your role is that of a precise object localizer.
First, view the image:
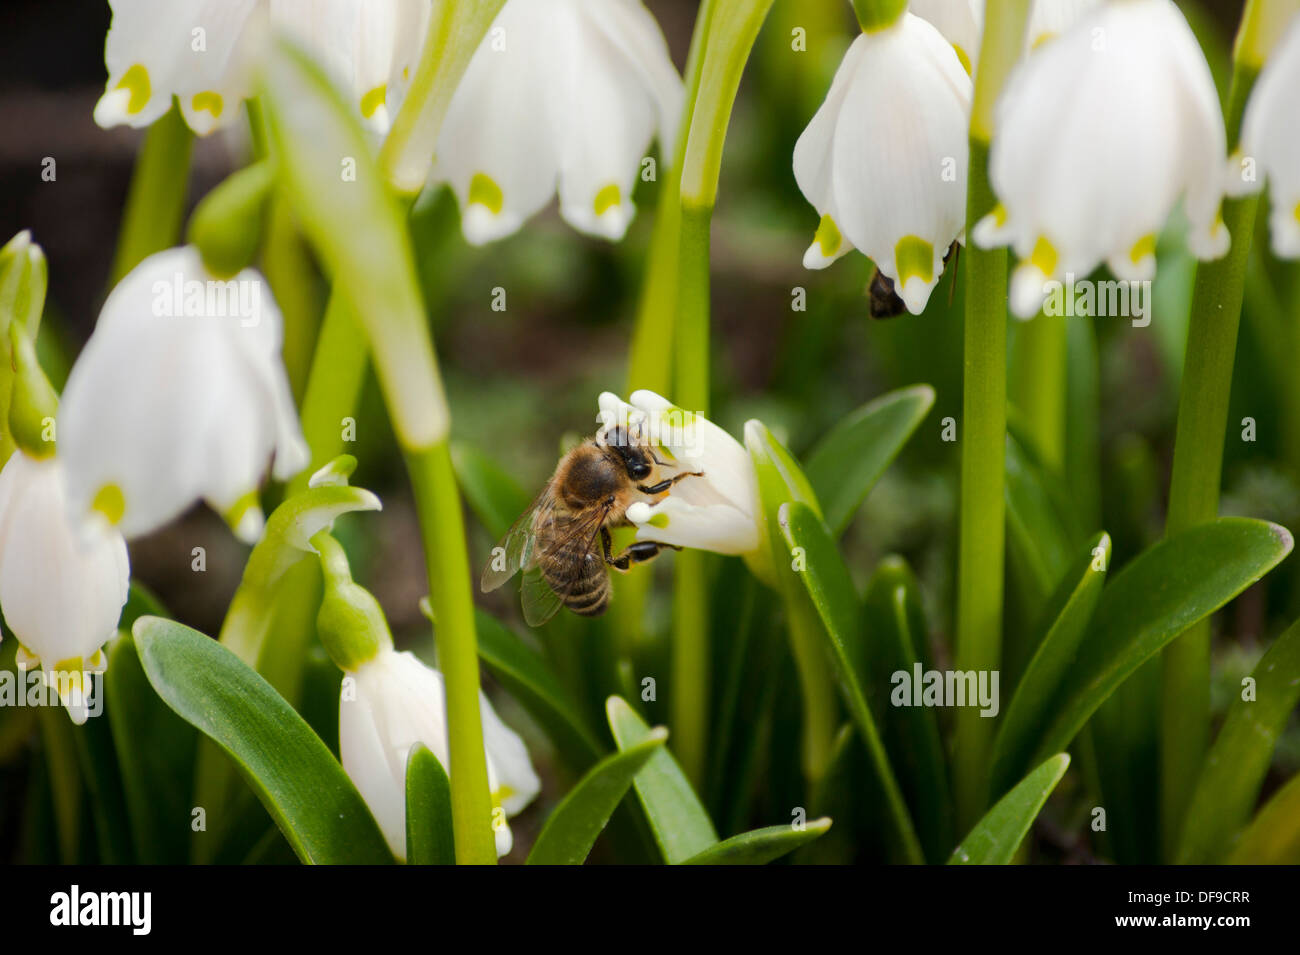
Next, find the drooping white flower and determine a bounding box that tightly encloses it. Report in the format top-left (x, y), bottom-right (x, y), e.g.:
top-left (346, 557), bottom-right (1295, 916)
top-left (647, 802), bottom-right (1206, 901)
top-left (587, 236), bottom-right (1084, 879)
top-left (94, 0), bottom-right (426, 136)
top-left (58, 246), bottom-right (308, 544)
top-left (0, 452), bottom-right (130, 725)
top-left (432, 0), bottom-right (682, 245)
top-left (793, 13), bottom-right (972, 314)
top-left (339, 646), bottom-right (540, 859)
top-left (1228, 14), bottom-right (1300, 258)
top-left (598, 390), bottom-right (761, 556)
top-left (972, 0), bottom-right (1229, 318)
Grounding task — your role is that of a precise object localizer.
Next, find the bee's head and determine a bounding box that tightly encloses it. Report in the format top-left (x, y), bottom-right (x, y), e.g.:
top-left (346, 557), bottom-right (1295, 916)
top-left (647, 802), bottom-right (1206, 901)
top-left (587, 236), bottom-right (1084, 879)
top-left (598, 425), bottom-right (653, 481)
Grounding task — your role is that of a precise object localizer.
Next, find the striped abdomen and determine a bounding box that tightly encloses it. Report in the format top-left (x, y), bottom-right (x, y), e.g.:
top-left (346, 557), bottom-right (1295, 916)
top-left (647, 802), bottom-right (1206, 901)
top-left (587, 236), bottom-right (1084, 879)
top-left (538, 516), bottom-right (610, 617)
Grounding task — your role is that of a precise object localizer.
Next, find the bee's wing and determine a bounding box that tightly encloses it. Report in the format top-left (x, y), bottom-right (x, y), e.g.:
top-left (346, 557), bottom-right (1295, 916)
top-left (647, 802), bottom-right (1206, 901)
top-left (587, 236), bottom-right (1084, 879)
top-left (519, 503), bottom-right (613, 628)
top-left (480, 484), bottom-right (556, 593)
top-left (521, 566), bottom-right (565, 627)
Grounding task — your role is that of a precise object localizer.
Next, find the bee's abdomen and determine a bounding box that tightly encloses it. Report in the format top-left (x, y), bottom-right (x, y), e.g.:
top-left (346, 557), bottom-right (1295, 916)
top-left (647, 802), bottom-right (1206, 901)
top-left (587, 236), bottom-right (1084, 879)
top-left (544, 549), bottom-right (609, 617)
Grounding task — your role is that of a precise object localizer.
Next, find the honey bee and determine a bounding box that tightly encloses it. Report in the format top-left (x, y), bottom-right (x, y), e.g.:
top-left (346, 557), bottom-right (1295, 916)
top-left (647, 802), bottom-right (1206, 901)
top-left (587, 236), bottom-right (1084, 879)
top-left (480, 424), bottom-right (703, 626)
top-left (867, 241), bottom-right (960, 319)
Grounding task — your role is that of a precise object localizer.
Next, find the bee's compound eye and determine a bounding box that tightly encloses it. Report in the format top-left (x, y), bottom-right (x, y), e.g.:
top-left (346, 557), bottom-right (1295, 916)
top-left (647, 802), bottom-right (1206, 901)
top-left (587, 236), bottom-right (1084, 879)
top-left (630, 461), bottom-right (651, 480)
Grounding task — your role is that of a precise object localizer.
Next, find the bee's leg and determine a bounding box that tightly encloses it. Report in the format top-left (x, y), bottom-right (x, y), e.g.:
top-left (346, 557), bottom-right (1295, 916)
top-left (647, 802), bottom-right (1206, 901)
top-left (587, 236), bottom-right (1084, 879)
top-left (603, 529), bottom-right (679, 572)
top-left (637, 470), bottom-right (705, 496)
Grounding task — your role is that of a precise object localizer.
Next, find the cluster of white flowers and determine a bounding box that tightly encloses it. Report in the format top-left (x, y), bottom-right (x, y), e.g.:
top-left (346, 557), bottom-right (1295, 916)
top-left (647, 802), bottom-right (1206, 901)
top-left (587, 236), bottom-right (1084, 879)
top-left (0, 244), bottom-right (304, 722)
top-left (793, 0), bottom-right (1300, 318)
top-left (95, 0), bottom-right (682, 244)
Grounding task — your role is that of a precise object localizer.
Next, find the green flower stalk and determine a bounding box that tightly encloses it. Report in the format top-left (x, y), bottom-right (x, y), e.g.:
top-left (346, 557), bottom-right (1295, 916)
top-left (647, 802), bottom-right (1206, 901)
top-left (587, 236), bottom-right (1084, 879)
top-left (1160, 0), bottom-right (1273, 862)
top-left (667, 0), bottom-right (775, 786)
top-left (378, 0), bottom-right (508, 193)
top-left (108, 105), bottom-right (193, 285)
top-left (1010, 311), bottom-right (1067, 470)
top-left (262, 37), bottom-right (496, 864)
top-left (953, 0), bottom-right (1030, 831)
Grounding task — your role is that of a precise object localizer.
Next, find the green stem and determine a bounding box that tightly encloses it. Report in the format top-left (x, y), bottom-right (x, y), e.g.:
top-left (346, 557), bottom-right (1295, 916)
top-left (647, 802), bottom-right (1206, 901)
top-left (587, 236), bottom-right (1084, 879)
top-left (262, 199), bottom-right (323, 404)
top-left (39, 707), bottom-right (81, 864)
top-left (954, 0), bottom-right (1029, 831)
top-left (678, 0), bottom-right (775, 209)
top-left (665, 0), bottom-right (774, 787)
top-left (407, 443), bottom-right (497, 865)
top-left (1010, 311), bottom-right (1067, 469)
top-left (849, 0), bottom-right (907, 33)
top-left (110, 104), bottom-right (193, 284)
top-left (671, 550), bottom-right (710, 786)
top-left (1160, 4), bottom-right (1263, 857)
top-left (379, 0), bottom-right (508, 192)
top-left (669, 172), bottom-right (715, 791)
top-left (287, 292), bottom-right (370, 495)
top-left (613, 0), bottom-right (715, 654)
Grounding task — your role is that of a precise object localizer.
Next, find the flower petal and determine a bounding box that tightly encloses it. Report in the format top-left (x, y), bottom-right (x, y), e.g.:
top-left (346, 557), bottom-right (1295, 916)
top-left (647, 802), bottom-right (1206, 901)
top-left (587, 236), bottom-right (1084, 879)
top-left (434, 2), bottom-right (560, 245)
top-left (0, 454), bottom-right (129, 672)
top-left (627, 497), bottom-right (760, 555)
top-left (97, 0), bottom-right (263, 134)
top-left (821, 18), bottom-right (971, 313)
top-left (549, 4), bottom-right (658, 241)
top-left (1236, 15), bottom-right (1300, 258)
top-left (58, 247), bottom-right (304, 540)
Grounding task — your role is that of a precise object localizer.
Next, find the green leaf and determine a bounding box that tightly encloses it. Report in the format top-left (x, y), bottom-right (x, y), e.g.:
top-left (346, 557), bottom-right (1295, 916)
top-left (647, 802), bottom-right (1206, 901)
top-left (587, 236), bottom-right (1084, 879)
top-left (949, 754), bottom-right (1070, 865)
top-left (133, 616), bottom-right (393, 865)
top-left (992, 533), bottom-right (1110, 797)
top-left (1177, 616), bottom-right (1300, 863)
top-left (805, 384), bottom-right (934, 537)
top-left (1009, 519), bottom-right (1292, 778)
top-left (605, 696), bottom-right (717, 863)
top-left (862, 556), bottom-right (953, 863)
top-left (527, 728), bottom-right (667, 865)
top-left (451, 441), bottom-right (531, 541)
top-left (681, 819), bottom-right (832, 865)
top-left (1227, 772), bottom-right (1300, 864)
top-left (70, 703), bottom-right (134, 864)
top-left (744, 420), bottom-right (842, 788)
top-left (472, 609), bottom-right (605, 772)
top-left (106, 630), bottom-right (197, 864)
top-left (406, 744), bottom-right (454, 865)
top-left (778, 500), bottom-right (924, 865)
top-left (1005, 429), bottom-right (1077, 615)
top-left (1063, 318), bottom-right (1101, 534)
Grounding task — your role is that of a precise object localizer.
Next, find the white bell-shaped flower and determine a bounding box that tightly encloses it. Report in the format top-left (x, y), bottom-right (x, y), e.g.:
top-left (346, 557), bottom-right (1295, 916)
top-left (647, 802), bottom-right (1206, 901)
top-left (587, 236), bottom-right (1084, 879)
top-left (972, 0), bottom-right (1229, 318)
top-left (339, 646), bottom-right (540, 859)
top-left (598, 390), bottom-right (761, 556)
top-left (58, 246), bottom-right (308, 544)
top-left (432, 0), bottom-right (682, 245)
top-left (0, 452), bottom-right (130, 725)
top-left (1228, 15), bottom-right (1300, 258)
top-left (94, 0), bottom-right (425, 136)
top-left (793, 13), bottom-right (972, 314)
